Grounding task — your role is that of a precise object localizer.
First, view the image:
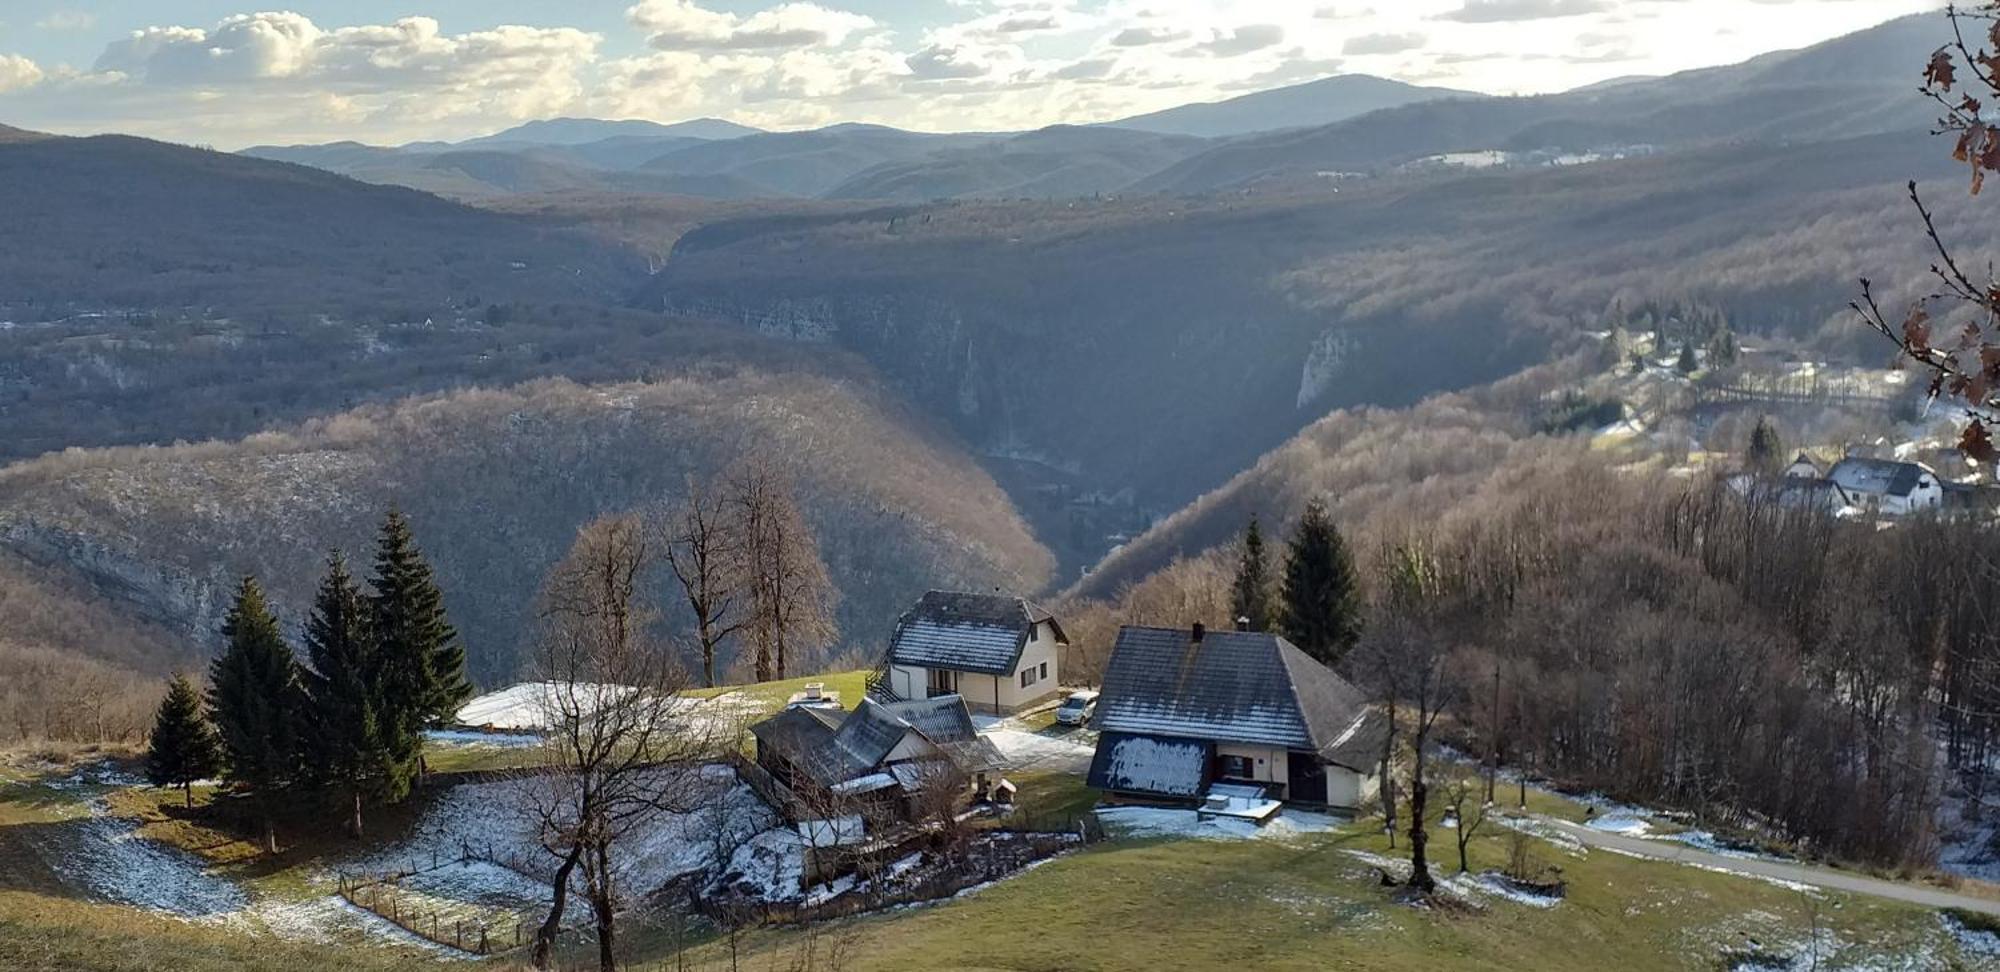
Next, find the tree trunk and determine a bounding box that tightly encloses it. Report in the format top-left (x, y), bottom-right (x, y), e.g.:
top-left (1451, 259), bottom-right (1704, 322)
top-left (263, 815), bottom-right (278, 856)
top-left (1486, 664), bottom-right (1501, 804)
top-left (532, 843), bottom-right (584, 970)
top-left (1408, 772), bottom-right (1433, 892)
top-left (592, 842), bottom-right (618, 972)
top-left (182, 781), bottom-right (193, 809)
top-left (1380, 699), bottom-right (1397, 849)
top-left (351, 788), bottom-right (366, 840)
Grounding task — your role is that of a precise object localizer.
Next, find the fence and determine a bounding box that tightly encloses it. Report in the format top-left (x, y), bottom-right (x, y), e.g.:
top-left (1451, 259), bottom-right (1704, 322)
top-left (333, 840), bottom-right (551, 957)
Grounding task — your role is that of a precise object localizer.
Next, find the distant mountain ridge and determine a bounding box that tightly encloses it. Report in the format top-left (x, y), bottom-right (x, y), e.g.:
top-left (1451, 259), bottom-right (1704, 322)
top-left (461, 116), bottom-right (763, 146)
top-left (1106, 74), bottom-right (1481, 138)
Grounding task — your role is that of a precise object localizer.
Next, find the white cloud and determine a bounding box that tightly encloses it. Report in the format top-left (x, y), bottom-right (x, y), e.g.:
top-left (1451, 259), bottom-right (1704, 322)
top-left (1343, 31), bottom-right (1427, 55)
top-left (0, 54), bottom-right (44, 94)
top-left (1438, 0), bottom-right (1611, 22)
top-left (1186, 24), bottom-right (1286, 57)
top-left (628, 0), bottom-right (876, 51)
top-left (36, 10), bottom-right (97, 31)
top-left (1111, 25), bottom-right (1190, 46)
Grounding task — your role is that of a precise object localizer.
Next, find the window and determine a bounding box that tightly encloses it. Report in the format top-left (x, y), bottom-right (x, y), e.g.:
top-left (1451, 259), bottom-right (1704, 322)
top-left (1038, 662), bottom-right (1049, 680)
top-left (1217, 754), bottom-right (1254, 780)
top-left (1020, 668), bottom-right (1036, 689)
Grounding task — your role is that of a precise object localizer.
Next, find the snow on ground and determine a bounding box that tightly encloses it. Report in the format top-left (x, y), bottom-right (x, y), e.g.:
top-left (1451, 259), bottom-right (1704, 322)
top-left (1586, 813), bottom-right (1654, 838)
top-left (56, 799), bottom-right (248, 917)
top-left (1340, 850), bottom-right (1562, 910)
top-left (1492, 814), bottom-right (1588, 857)
top-left (454, 683), bottom-right (764, 735)
top-left (982, 727), bottom-right (1096, 773)
top-left (423, 729), bottom-right (544, 749)
top-left (1095, 806), bottom-right (1337, 842)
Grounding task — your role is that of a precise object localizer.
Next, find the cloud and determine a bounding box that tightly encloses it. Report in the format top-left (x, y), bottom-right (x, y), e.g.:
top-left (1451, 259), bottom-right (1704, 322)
top-left (36, 10), bottom-right (97, 31)
top-left (905, 45), bottom-right (991, 80)
top-left (629, 0), bottom-right (875, 52)
top-left (1438, 0), bottom-right (1609, 22)
top-left (1342, 32), bottom-right (1427, 55)
top-left (1110, 25), bottom-right (1188, 46)
top-left (1050, 56), bottom-right (1118, 81)
top-left (1186, 24), bottom-right (1285, 57)
top-left (0, 54), bottom-right (44, 94)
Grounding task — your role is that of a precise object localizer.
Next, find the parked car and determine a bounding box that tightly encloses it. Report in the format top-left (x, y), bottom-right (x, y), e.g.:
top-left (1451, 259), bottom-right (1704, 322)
top-left (1054, 689), bottom-right (1099, 726)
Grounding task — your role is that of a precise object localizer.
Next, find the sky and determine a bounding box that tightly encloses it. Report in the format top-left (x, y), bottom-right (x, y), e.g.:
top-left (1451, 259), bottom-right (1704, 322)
top-left (0, 0), bottom-right (1944, 148)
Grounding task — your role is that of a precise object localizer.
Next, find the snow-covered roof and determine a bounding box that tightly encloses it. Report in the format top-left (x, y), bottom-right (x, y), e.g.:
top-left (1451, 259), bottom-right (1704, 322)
top-left (886, 590), bottom-right (1065, 675)
top-left (831, 772), bottom-right (897, 795)
top-left (1828, 456), bottom-right (1935, 498)
top-left (751, 694), bottom-right (993, 788)
top-left (1092, 626), bottom-right (1370, 753)
top-left (1087, 732), bottom-right (1208, 797)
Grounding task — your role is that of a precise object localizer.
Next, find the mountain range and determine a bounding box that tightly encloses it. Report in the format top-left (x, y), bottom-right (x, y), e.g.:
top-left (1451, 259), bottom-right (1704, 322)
top-left (0, 10), bottom-right (1981, 687)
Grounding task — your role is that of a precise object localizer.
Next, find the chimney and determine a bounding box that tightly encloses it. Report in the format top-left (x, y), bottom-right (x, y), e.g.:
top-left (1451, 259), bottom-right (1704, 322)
top-left (1235, 615), bottom-right (1251, 632)
top-left (1191, 621), bottom-right (1205, 644)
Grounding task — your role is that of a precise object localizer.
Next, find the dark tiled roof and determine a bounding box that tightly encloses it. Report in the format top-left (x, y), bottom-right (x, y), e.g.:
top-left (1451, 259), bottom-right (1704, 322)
top-left (880, 695), bottom-right (978, 744)
top-left (1086, 732), bottom-right (1209, 797)
top-left (1093, 626), bottom-right (1371, 754)
top-left (887, 590), bottom-right (1066, 675)
top-left (751, 694), bottom-right (992, 787)
top-left (1321, 709), bottom-right (1389, 772)
top-left (831, 698), bottom-right (915, 769)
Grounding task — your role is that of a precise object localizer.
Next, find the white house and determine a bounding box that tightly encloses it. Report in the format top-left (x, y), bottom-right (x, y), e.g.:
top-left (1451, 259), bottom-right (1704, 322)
top-left (881, 591), bottom-right (1067, 716)
top-left (1086, 623), bottom-right (1384, 812)
top-left (1783, 452), bottom-right (1821, 480)
top-left (1826, 456), bottom-right (1944, 516)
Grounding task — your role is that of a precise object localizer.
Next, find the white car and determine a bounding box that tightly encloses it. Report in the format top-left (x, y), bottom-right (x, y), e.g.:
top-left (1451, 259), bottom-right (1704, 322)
top-left (1053, 690), bottom-right (1099, 726)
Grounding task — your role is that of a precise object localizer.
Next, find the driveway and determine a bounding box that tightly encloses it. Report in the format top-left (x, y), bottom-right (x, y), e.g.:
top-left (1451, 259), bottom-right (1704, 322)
top-left (1544, 817), bottom-right (2000, 917)
top-left (974, 709), bottom-right (1097, 775)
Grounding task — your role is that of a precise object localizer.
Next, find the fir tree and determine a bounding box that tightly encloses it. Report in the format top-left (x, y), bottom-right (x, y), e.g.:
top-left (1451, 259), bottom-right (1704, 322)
top-left (301, 552), bottom-right (395, 837)
top-left (1279, 498), bottom-right (1362, 668)
top-left (208, 576), bottom-right (302, 852)
top-left (1229, 515), bottom-right (1273, 632)
top-left (369, 510), bottom-right (472, 788)
top-left (1747, 415), bottom-right (1785, 477)
top-left (145, 673), bottom-right (220, 808)
top-left (1676, 340), bottom-right (1699, 375)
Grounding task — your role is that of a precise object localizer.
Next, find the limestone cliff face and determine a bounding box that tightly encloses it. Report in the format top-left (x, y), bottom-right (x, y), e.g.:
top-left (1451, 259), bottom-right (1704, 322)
top-left (0, 374), bottom-right (1054, 683)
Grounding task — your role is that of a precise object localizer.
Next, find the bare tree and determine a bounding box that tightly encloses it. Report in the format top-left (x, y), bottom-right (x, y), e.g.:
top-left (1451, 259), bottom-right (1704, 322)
top-left (1356, 540), bottom-right (1460, 895)
top-left (733, 459), bottom-right (839, 682)
top-left (523, 514), bottom-right (722, 971)
top-left (1441, 765), bottom-right (1492, 874)
top-left (662, 474), bottom-right (748, 688)
top-left (1853, 4), bottom-right (2000, 460)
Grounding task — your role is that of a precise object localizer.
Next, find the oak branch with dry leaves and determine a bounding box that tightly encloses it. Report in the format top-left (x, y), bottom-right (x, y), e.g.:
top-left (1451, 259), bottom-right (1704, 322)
top-left (1854, 3), bottom-right (2000, 462)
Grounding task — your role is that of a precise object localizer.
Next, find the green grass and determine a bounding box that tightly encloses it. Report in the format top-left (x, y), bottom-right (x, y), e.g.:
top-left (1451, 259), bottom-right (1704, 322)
top-left (651, 802), bottom-right (1978, 972)
top-left (686, 669), bottom-right (869, 714)
top-left (0, 891), bottom-right (450, 972)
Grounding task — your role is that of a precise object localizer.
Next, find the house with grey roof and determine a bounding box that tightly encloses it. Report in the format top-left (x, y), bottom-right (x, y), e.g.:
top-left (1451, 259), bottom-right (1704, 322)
top-left (748, 694), bottom-right (1004, 824)
top-left (1826, 456), bottom-right (1944, 516)
top-left (877, 590), bottom-right (1068, 715)
top-left (1086, 623), bottom-right (1384, 811)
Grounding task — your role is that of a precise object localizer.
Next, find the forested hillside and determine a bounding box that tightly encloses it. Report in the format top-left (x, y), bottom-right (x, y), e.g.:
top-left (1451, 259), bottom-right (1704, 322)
top-left (640, 131), bottom-right (1981, 520)
top-left (0, 372), bottom-right (1054, 686)
top-left (0, 132), bottom-right (647, 314)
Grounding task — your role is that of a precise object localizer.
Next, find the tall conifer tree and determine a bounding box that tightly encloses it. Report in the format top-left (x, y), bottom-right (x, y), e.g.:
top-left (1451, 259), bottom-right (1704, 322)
top-left (301, 552), bottom-right (395, 837)
top-left (208, 576), bottom-right (302, 852)
top-left (369, 510), bottom-right (472, 786)
top-left (145, 673), bottom-right (220, 808)
top-left (1229, 515), bottom-right (1273, 632)
top-left (1279, 498), bottom-right (1362, 668)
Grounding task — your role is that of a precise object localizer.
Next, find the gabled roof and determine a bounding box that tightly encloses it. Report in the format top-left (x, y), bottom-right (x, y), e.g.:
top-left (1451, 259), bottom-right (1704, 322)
top-left (1093, 626), bottom-right (1371, 754)
top-left (1827, 457), bottom-right (1935, 498)
top-left (1086, 732), bottom-right (1208, 797)
top-left (750, 694), bottom-right (994, 787)
top-left (887, 590), bottom-right (1066, 675)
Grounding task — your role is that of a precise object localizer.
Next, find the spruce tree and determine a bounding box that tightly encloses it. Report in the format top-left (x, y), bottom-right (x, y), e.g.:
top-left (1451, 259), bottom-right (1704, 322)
top-left (208, 576), bottom-right (302, 852)
top-left (301, 552), bottom-right (394, 837)
top-left (145, 673), bottom-right (221, 808)
top-left (1279, 498), bottom-right (1362, 668)
top-left (1676, 340), bottom-right (1699, 375)
top-left (1747, 415), bottom-right (1784, 477)
top-left (1229, 515), bottom-right (1273, 632)
top-left (369, 510), bottom-right (472, 788)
